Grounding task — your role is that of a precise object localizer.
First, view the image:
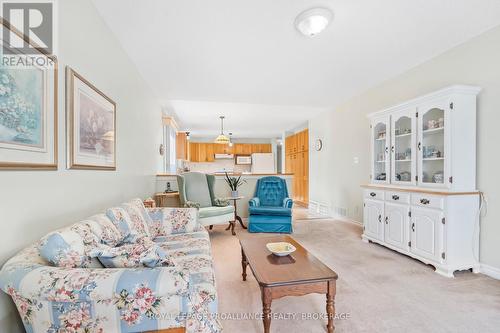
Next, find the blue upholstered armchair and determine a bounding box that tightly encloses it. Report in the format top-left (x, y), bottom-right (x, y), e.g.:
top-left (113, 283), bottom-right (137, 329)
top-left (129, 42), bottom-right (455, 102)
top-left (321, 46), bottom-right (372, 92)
top-left (248, 176), bottom-right (293, 233)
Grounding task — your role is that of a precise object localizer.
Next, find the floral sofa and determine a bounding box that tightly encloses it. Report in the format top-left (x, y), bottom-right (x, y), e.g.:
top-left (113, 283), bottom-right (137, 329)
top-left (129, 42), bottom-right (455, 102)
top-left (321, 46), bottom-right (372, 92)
top-left (0, 199), bottom-right (221, 333)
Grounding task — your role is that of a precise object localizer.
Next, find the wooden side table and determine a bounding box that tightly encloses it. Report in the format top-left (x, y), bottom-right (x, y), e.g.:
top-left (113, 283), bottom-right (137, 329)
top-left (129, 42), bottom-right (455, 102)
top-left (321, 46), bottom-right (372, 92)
top-left (154, 192), bottom-right (180, 207)
top-left (224, 196), bottom-right (247, 230)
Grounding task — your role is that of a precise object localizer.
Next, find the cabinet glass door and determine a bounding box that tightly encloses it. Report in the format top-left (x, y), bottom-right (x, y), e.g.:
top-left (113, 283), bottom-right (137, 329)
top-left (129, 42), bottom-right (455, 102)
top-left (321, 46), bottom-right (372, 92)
top-left (371, 116), bottom-right (390, 184)
top-left (391, 109), bottom-right (416, 185)
top-left (417, 100), bottom-right (450, 187)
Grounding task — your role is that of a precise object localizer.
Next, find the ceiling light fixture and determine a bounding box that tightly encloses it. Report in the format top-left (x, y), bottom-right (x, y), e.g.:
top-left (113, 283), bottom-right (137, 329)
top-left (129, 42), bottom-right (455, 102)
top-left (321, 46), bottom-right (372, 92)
top-left (228, 132), bottom-right (233, 147)
top-left (294, 7), bottom-right (333, 37)
top-left (214, 116), bottom-right (230, 144)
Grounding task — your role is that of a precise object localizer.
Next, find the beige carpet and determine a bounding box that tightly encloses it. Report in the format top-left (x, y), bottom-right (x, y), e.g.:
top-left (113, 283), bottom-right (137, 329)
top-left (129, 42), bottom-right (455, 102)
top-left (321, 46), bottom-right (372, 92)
top-left (208, 213), bottom-right (500, 333)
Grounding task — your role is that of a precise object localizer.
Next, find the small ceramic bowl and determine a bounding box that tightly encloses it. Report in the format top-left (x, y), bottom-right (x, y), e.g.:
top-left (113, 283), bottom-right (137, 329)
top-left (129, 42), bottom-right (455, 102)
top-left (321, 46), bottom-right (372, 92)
top-left (266, 242), bottom-right (296, 256)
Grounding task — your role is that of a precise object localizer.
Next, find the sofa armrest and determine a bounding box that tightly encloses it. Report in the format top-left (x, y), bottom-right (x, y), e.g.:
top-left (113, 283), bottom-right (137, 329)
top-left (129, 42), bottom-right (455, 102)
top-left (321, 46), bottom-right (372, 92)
top-left (283, 197), bottom-right (293, 209)
top-left (147, 207), bottom-right (202, 237)
top-left (0, 263), bottom-right (188, 303)
top-left (249, 197), bottom-right (260, 207)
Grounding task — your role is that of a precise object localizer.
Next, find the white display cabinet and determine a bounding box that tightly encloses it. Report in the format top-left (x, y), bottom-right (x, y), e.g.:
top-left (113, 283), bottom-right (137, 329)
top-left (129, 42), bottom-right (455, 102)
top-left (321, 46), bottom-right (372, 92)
top-left (371, 115), bottom-right (390, 184)
top-left (368, 85), bottom-right (480, 190)
top-left (363, 86), bottom-right (481, 278)
top-left (391, 107), bottom-right (417, 186)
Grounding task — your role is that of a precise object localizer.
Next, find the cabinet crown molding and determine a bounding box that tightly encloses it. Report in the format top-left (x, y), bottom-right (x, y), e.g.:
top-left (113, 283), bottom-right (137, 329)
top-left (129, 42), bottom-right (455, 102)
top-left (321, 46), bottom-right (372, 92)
top-left (367, 85), bottom-right (481, 119)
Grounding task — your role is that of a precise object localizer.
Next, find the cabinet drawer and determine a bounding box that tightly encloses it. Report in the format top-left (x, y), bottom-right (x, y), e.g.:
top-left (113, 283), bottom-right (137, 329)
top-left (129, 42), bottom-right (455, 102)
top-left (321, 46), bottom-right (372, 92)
top-left (364, 189), bottom-right (384, 200)
top-left (386, 191), bottom-right (410, 204)
top-left (411, 194), bottom-right (444, 210)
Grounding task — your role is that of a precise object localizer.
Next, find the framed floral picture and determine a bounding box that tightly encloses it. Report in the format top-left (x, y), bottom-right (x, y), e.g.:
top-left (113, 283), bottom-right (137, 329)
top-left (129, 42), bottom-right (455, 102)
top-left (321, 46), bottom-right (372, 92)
top-left (0, 19), bottom-right (58, 170)
top-left (66, 67), bottom-right (116, 170)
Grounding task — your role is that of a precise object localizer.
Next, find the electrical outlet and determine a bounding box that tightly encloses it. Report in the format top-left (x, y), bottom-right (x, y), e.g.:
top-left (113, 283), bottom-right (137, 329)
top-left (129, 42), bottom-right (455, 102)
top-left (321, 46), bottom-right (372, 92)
top-left (353, 157), bottom-right (359, 164)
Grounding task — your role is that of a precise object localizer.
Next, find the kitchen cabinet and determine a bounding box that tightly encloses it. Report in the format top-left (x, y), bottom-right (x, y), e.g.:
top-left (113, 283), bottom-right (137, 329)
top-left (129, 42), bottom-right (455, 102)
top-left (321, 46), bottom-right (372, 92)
top-left (189, 142), bottom-right (199, 162)
top-left (214, 143), bottom-right (232, 154)
top-left (233, 143), bottom-right (252, 155)
top-left (189, 143), bottom-right (271, 162)
top-left (285, 129), bottom-right (309, 204)
top-left (176, 132), bottom-right (188, 160)
top-left (189, 142), bottom-right (214, 162)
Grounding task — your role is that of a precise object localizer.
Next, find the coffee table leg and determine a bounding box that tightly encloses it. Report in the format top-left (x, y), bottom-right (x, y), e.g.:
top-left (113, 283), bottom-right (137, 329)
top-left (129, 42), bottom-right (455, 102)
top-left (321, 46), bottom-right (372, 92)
top-left (261, 287), bottom-right (272, 333)
top-left (326, 280), bottom-right (336, 333)
top-left (241, 248), bottom-right (248, 281)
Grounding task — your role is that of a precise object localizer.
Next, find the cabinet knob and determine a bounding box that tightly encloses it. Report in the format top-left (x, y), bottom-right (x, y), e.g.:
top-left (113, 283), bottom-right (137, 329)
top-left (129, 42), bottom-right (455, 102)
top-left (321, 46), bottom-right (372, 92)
top-left (378, 214), bottom-right (382, 223)
top-left (391, 146), bottom-right (395, 153)
top-left (420, 198), bottom-right (430, 205)
top-left (370, 192), bottom-right (376, 197)
top-left (412, 223), bottom-right (415, 232)
top-left (385, 216), bottom-right (388, 224)
top-left (418, 142), bottom-right (422, 151)
top-left (392, 195), bottom-right (399, 201)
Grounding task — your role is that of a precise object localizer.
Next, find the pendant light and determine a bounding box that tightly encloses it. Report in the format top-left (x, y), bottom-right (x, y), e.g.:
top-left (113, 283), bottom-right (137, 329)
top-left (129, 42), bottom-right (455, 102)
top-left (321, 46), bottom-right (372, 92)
top-left (214, 116), bottom-right (230, 144)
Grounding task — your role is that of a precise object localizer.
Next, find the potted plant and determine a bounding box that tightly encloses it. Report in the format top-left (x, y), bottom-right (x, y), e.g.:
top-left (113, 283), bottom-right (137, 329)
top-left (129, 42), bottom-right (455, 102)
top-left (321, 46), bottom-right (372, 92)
top-left (224, 172), bottom-right (246, 198)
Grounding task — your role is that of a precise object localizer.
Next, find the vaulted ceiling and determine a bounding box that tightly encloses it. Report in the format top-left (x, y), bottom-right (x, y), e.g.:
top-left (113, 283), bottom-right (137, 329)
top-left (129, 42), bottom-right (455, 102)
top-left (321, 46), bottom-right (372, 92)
top-left (93, 0), bottom-right (500, 137)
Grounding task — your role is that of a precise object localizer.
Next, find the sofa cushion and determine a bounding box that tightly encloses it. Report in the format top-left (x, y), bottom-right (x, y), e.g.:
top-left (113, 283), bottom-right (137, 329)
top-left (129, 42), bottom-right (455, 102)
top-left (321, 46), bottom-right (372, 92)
top-left (124, 198), bottom-right (154, 234)
top-left (249, 206), bottom-right (292, 217)
top-left (106, 206), bottom-right (149, 243)
top-left (85, 214), bottom-right (122, 246)
top-left (39, 229), bottom-right (88, 268)
top-left (148, 207), bottom-right (201, 236)
top-left (198, 205), bottom-right (234, 219)
top-left (93, 238), bottom-right (176, 268)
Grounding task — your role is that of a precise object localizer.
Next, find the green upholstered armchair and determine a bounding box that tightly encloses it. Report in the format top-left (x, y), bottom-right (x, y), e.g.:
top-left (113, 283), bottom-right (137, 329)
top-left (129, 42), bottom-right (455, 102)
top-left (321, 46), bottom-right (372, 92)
top-left (177, 172), bottom-right (236, 235)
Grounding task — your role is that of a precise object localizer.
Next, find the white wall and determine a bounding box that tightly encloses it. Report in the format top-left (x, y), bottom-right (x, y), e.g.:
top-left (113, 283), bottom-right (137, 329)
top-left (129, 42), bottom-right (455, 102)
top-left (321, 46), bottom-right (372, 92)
top-left (309, 24), bottom-right (500, 270)
top-left (0, 0), bottom-right (163, 330)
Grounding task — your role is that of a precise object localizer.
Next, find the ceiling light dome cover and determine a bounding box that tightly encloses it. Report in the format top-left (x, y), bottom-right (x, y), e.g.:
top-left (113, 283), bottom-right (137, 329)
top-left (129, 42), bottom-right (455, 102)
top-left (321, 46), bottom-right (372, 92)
top-left (295, 7), bottom-right (333, 37)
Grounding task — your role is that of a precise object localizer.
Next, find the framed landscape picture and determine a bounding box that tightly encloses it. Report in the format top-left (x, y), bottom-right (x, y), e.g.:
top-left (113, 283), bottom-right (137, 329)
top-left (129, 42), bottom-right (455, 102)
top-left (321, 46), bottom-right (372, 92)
top-left (0, 19), bottom-right (58, 170)
top-left (66, 67), bottom-right (116, 170)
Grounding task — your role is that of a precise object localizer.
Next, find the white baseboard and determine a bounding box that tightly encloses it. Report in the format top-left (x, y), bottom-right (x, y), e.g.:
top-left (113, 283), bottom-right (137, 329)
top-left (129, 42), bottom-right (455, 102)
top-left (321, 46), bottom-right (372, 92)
top-left (480, 263), bottom-right (500, 280)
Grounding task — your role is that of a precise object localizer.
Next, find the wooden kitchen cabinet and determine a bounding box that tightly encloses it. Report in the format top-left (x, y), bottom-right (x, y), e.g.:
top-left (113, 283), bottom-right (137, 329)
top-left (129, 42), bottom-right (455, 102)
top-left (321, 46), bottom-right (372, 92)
top-left (189, 142), bottom-right (213, 162)
top-left (285, 129), bottom-right (309, 205)
top-left (298, 129), bottom-right (309, 152)
top-left (189, 142), bottom-right (199, 162)
top-left (205, 144), bottom-right (215, 162)
top-left (189, 142), bottom-right (271, 162)
top-left (176, 132), bottom-right (188, 160)
top-left (260, 144), bottom-right (272, 153)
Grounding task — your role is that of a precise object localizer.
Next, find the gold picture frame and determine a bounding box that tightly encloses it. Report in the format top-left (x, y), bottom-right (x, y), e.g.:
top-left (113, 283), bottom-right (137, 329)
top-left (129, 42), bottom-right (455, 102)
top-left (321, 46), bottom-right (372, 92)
top-left (0, 18), bottom-right (58, 170)
top-left (66, 67), bottom-right (116, 170)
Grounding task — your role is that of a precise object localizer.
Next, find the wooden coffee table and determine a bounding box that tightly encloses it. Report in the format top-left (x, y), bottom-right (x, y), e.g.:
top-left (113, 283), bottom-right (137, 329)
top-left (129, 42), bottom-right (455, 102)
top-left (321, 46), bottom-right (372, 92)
top-left (239, 235), bottom-right (338, 333)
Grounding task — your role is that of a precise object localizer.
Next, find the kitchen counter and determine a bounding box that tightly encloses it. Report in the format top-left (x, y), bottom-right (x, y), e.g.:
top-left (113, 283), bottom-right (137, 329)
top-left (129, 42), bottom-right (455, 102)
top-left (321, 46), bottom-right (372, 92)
top-left (156, 173), bottom-right (293, 218)
top-left (157, 173), bottom-right (293, 177)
